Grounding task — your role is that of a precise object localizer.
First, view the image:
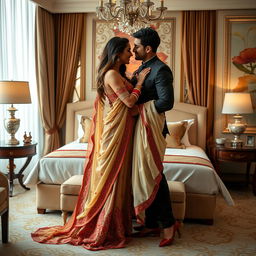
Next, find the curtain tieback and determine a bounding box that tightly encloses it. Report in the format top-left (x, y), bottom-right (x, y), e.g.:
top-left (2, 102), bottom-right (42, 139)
top-left (45, 125), bottom-right (59, 135)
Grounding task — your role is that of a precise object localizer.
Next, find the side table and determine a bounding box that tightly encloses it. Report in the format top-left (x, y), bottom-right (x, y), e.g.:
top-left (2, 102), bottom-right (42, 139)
top-left (208, 143), bottom-right (256, 195)
top-left (0, 141), bottom-right (37, 196)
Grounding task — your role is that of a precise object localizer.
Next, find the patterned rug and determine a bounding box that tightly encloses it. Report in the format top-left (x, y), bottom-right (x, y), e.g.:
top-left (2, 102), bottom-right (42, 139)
top-left (0, 185), bottom-right (256, 256)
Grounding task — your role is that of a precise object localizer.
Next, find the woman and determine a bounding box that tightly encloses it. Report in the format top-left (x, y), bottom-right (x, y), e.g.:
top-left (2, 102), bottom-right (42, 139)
top-left (31, 37), bottom-right (150, 250)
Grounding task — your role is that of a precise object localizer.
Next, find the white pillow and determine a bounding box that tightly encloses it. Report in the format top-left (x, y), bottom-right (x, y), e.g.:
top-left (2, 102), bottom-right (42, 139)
top-left (76, 114), bottom-right (84, 138)
top-left (76, 114), bottom-right (92, 143)
top-left (167, 119), bottom-right (195, 147)
top-left (181, 119), bottom-right (194, 146)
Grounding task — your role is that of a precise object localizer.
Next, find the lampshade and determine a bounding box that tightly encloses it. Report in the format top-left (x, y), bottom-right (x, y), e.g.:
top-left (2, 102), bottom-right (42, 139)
top-left (0, 81), bottom-right (31, 104)
top-left (222, 92), bottom-right (253, 114)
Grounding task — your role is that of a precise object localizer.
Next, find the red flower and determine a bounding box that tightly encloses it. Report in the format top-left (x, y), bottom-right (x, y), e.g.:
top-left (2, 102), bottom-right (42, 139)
top-left (232, 48), bottom-right (256, 64)
top-left (157, 52), bottom-right (168, 64)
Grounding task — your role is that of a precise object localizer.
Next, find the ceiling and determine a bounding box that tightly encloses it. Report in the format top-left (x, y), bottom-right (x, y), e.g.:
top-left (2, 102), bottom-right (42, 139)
top-left (30, 0), bottom-right (256, 13)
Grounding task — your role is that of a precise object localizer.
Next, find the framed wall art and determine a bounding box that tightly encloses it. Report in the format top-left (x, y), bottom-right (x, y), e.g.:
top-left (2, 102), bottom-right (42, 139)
top-left (223, 16), bottom-right (256, 134)
top-left (91, 18), bottom-right (176, 89)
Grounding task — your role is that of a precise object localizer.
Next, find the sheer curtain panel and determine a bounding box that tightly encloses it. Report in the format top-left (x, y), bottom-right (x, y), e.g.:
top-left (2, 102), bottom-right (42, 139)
top-left (0, 0), bottom-right (43, 182)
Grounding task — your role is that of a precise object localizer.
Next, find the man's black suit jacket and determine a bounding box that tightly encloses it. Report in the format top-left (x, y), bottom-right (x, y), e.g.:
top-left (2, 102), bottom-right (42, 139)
top-left (134, 56), bottom-right (174, 136)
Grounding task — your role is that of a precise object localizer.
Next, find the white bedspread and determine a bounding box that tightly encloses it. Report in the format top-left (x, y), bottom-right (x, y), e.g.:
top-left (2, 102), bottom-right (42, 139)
top-left (25, 142), bottom-right (234, 205)
top-left (164, 146), bottom-right (233, 205)
top-left (25, 142), bottom-right (86, 185)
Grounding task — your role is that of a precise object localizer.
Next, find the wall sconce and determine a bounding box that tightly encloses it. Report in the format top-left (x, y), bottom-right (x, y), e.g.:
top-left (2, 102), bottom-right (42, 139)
top-left (222, 92), bottom-right (253, 147)
top-left (0, 81), bottom-right (31, 145)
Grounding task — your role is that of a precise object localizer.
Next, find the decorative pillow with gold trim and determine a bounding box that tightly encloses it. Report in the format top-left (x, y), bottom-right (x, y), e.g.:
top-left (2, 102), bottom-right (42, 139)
top-left (166, 121), bottom-right (188, 149)
top-left (181, 119), bottom-right (194, 146)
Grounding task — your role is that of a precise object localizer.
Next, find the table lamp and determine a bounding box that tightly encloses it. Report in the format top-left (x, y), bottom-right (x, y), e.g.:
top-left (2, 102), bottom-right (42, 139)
top-left (222, 92), bottom-right (253, 147)
top-left (0, 81), bottom-right (31, 145)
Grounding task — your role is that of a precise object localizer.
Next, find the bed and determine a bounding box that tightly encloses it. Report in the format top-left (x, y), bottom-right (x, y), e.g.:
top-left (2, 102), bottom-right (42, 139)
top-left (26, 101), bottom-right (233, 224)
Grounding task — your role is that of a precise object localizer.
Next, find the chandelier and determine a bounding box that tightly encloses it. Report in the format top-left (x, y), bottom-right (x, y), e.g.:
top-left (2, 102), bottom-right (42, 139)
top-left (96, 0), bottom-right (168, 34)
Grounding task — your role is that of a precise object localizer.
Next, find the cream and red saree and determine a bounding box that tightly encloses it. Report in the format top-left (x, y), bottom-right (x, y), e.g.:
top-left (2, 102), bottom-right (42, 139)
top-left (31, 82), bottom-right (165, 251)
top-left (31, 97), bottom-right (135, 250)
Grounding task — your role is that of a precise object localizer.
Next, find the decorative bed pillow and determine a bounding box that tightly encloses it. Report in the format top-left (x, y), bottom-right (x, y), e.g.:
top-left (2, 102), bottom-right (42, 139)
top-left (79, 116), bottom-right (92, 143)
top-left (181, 119), bottom-right (195, 146)
top-left (166, 121), bottom-right (187, 149)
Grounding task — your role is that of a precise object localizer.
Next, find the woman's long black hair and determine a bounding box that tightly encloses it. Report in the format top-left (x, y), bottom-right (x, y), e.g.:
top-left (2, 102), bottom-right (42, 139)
top-left (96, 37), bottom-right (129, 101)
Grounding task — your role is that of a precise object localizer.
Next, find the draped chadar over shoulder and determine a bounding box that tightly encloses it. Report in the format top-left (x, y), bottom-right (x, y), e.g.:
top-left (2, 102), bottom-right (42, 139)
top-left (132, 101), bottom-right (167, 223)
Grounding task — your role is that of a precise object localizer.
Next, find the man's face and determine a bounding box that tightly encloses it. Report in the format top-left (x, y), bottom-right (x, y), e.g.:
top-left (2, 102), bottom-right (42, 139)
top-left (133, 38), bottom-right (147, 61)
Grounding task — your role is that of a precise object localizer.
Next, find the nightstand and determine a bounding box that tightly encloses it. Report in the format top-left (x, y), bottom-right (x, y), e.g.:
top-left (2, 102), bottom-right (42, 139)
top-left (209, 143), bottom-right (256, 195)
top-left (0, 141), bottom-right (37, 196)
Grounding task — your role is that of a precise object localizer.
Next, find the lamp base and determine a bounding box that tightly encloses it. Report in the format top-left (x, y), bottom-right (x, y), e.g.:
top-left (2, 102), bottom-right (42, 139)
top-left (230, 134), bottom-right (243, 148)
top-left (6, 137), bottom-right (19, 145)
top-left (4, 105), bottom-right (20, 145)
top-left (229, 114), bottom-right (246, 148)
top-left (230, 140), bottom-right (243, 148)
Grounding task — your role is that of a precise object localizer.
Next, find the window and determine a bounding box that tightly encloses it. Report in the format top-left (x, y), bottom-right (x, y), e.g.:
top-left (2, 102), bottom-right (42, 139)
top-left (72, 59), bottom-right (81, 102)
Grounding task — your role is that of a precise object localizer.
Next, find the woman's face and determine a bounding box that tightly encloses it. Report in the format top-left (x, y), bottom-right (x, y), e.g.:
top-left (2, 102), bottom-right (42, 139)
top-left (119, 43), bottom-right (133, 64)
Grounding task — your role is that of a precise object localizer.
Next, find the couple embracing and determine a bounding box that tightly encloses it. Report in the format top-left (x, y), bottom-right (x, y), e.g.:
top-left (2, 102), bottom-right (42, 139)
top-left (31, 28), bottom-right (180, 251)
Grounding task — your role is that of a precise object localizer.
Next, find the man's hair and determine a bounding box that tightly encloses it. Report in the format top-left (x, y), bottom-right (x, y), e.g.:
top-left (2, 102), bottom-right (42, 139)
top-left (133, 27), bottom-right (160, 53)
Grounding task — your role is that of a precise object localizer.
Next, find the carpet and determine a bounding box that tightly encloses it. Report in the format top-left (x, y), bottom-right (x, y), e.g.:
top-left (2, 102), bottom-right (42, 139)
top-left (0, 185), bottom-right (256, 256)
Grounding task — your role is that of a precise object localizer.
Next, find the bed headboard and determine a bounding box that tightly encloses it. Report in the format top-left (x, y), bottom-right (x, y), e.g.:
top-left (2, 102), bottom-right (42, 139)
top-left (66, 101), bottom-right (207, 150)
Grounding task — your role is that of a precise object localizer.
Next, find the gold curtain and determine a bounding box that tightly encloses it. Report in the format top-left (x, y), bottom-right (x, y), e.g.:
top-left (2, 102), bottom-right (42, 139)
top-left (35, 7), bottom-right (84, 155)
top-left (54, 13), bottom-right (84, 142)
top-left (181, 11), bottom-right (216, 143)
top-left (35, 7), bottom-right (57, 155)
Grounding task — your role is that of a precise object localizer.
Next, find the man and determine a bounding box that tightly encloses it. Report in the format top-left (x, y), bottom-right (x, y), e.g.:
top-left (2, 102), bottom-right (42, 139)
top-left (132, 27), bottom-right (179, 247)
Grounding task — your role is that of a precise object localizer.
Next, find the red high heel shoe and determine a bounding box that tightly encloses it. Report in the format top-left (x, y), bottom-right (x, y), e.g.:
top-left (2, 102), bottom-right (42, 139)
top-left (159, 221), bottom-right (181, 247)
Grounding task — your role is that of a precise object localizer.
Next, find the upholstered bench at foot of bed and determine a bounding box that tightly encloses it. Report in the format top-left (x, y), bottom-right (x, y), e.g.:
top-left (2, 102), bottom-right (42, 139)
top-left (36, 183), bottom-right (61, 214)
top-left (60, 175), bottom-right (186, 225)
top-left (60, 175), bottom-right (82, 224)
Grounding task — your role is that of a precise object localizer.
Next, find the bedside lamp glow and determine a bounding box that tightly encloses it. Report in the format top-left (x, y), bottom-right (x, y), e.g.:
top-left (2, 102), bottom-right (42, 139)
top-left (0, 81), bottom-right (31, 145)
top-left (222, 92), bottom-right (253, 147)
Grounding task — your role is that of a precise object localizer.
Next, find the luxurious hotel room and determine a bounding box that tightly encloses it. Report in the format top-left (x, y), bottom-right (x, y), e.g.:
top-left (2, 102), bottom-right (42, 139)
top-left (0, 0), bottom-right (256, 254)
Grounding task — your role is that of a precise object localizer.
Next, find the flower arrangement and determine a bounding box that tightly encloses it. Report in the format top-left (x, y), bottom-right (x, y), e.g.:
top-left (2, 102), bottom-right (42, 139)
top-left (232, 47), bottom-right (256, 75)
